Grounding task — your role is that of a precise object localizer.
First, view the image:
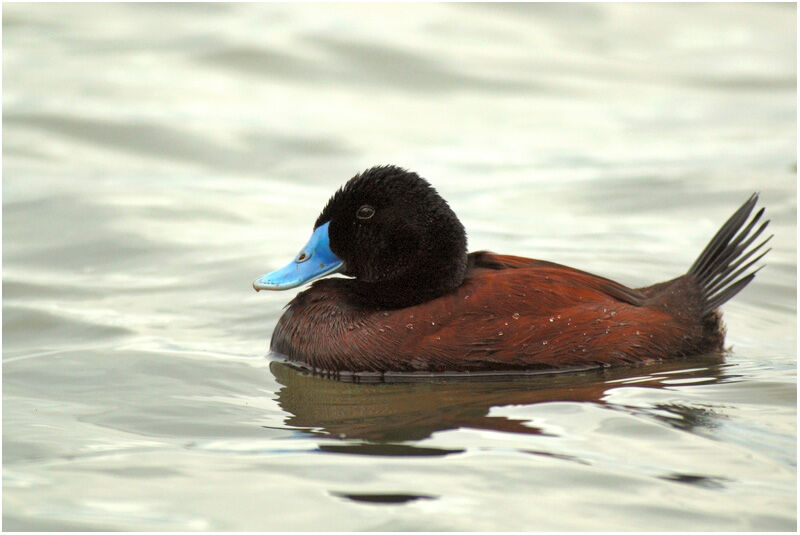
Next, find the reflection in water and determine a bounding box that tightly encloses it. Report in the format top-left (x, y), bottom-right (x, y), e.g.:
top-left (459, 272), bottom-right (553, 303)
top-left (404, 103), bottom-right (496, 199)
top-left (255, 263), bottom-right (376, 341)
top-left (330, 491), bottom-right (436, 505)
top-left (646, 402), bottom-right (721, 432)
top-left (659, 473), bottom-right (731, 490)
top-left (318, 443), bottom-right (463, 457)
top-left (269, 355), bottom-right (731, 448)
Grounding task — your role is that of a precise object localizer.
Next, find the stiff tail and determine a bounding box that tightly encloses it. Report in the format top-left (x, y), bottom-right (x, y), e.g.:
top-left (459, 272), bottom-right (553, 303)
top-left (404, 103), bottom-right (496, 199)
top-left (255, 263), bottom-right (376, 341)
top-left (688, 193), bottom-right (771, 315)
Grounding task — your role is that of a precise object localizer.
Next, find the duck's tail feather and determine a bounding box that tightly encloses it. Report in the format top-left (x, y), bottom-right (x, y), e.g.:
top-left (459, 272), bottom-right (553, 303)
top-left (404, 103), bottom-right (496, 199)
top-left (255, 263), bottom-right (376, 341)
top-left (688, 193), bottom-right (771, 315)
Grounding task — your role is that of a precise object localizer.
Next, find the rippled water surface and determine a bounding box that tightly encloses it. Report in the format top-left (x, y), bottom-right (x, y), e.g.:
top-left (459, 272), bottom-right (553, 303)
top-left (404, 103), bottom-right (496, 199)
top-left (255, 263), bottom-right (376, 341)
top-left (3, 3), bottom-right (796, 531)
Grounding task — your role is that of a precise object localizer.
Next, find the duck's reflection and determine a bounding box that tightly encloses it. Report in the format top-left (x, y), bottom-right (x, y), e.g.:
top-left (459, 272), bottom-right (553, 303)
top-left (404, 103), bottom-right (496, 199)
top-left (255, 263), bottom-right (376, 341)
top-left (269, 354), bottom-right (732, 451)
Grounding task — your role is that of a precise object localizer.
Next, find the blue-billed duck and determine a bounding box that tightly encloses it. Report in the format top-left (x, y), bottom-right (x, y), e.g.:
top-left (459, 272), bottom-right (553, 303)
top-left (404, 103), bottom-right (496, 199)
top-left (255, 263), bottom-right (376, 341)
top-left (254, 166), bottom-right (770, 376)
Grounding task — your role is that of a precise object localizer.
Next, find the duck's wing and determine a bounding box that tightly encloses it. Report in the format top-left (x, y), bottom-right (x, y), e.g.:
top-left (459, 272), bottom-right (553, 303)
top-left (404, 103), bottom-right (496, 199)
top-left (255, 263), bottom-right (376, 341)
top-left (467, 251), bottom-right (646, 306)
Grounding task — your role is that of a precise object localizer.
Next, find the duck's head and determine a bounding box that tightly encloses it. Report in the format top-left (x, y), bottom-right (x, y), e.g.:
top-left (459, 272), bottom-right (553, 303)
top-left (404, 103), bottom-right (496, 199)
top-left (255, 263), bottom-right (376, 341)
top-left (254, 165), bottom-right (468, 308)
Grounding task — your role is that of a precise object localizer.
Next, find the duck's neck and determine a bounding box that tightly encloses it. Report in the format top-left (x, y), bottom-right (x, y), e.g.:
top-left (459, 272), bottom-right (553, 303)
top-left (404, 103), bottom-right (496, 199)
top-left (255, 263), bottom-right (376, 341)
top-left (347, 255), bottom-right (468, 309)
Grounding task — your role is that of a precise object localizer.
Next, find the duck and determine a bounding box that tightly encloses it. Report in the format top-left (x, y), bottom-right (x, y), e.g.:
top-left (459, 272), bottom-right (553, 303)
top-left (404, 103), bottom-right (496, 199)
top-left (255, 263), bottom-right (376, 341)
top-left (253, 165), bottom-right (770, 376)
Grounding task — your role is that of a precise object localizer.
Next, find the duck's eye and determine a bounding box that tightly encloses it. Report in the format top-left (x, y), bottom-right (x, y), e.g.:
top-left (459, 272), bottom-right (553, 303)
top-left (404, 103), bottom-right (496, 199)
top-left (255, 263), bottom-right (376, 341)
top-left (356, 205), bottom-right (375, 220)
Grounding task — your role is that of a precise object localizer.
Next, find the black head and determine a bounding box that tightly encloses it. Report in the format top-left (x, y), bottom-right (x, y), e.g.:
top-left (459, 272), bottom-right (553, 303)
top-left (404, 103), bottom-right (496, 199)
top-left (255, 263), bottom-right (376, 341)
top-left (315, 165), bottom-right (468, 308)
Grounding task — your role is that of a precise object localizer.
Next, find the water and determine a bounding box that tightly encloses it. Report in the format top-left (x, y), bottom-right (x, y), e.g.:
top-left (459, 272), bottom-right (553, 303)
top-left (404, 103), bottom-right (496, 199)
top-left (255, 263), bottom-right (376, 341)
top-left (3, 3), bottom-right (796, 530)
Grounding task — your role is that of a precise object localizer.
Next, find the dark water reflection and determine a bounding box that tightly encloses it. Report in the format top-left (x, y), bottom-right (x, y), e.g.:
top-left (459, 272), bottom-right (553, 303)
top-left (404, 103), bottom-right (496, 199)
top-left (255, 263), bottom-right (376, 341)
top-left (270, 355), bottom-right (730, 446)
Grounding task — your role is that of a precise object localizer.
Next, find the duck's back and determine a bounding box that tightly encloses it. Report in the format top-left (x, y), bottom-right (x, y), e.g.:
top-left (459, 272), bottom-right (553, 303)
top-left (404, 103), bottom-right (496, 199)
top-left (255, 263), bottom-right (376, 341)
top-left (270, 251), bottom-right (716, 374)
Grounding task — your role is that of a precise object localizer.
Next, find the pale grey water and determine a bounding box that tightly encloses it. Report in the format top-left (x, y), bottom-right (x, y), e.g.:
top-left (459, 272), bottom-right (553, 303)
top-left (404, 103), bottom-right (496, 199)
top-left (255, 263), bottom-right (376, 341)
top-left (2, 3), bottom-right (796, 531)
